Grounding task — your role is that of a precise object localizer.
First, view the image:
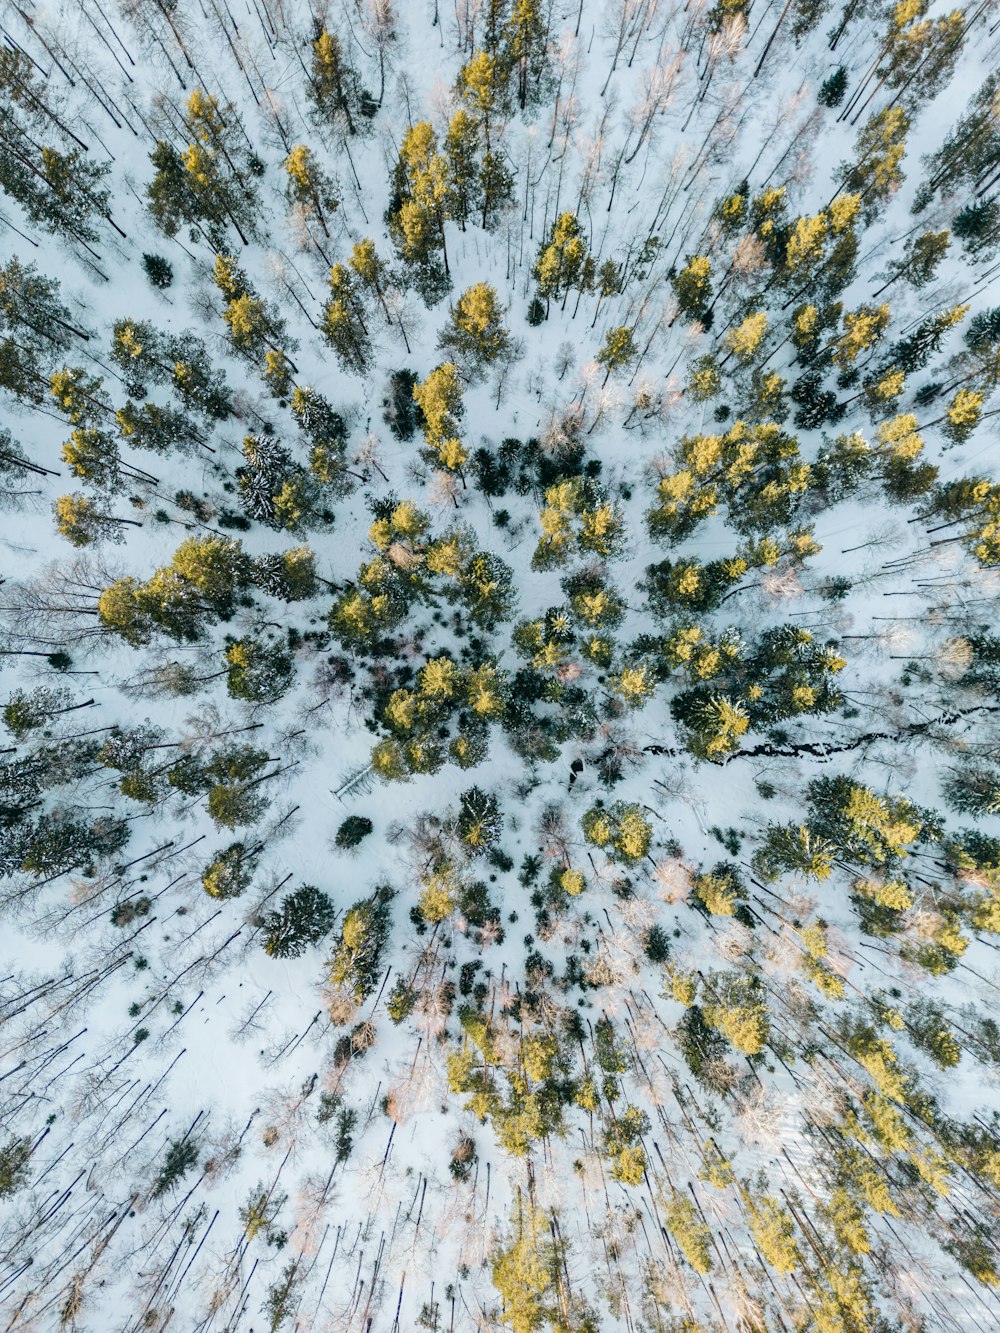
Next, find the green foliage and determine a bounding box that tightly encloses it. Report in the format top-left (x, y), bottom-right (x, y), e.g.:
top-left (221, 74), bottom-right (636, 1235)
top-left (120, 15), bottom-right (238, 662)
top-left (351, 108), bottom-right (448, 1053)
top-left (327, 887), bottom-right (393, 1008)
top-left (582, 802), bottom-right (652, 864)
top-left (261, 885), bottom-right (336, 958)
top-left (141, 253), bottom-right (173, 287)
top-left (335, 815), bottom-right (373, 849)
top-left (0, 1137), bottom-right (31, 1198)
top-left (152, 1138), bottom-right (199, 1197)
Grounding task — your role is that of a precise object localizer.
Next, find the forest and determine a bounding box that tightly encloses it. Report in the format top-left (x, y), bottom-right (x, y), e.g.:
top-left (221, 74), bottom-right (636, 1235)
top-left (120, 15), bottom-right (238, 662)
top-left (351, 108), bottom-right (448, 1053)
top-left (1, 0), bottom-right (1000, 1329)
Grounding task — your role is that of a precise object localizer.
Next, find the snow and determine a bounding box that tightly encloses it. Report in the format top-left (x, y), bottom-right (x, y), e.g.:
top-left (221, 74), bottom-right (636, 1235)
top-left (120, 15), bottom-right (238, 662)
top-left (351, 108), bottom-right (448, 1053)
top-left (1, 0), bottom-right (1000, 1330)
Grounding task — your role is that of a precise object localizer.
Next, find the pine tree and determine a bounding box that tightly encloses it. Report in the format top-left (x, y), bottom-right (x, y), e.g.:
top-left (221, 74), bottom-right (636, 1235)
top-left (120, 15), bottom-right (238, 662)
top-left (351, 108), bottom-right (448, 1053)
top-left (225, 636), bottom-right (295, 704)
top-left (0, 1137), bottom-right (31, 1198)
top-left (213, 254), bottom-right (288, 364)
top-left (327, 887), bottom-right (393, 1005)
top-left (53, 493), bottom-right (140, 547)
top-left (115, 400), bottom-right (199, 456)
top-left (842, 107), bottom-right (910, 214)
top-left (202, 841), bottom-right (257, 898)
top-left (310, 28), bottom-right (365, 135)
top-left (261, 885), bottom-right (336, 958)
top-left (283, 144), bottom-right (338, 236)
top-left (597, 325), bottom-right (637, 385)
top-left (534, 212), bottom-right (589, 307)
top-left (505, 0), bottom-right (550, 109)
top-left (388, 122), bottom-right (452, 296)
top-left (321, 263), bottom-right (372, 374)
top-left (458, 786), bottom-right (503, 855)
top-left (438, 282), bottom-right (511, 378)
top-left (147, 90), bottom-right (257, 245)
top-left (413, 363), bottom-right (466, 471)
top-left (669, 258), bottom-right (711, 328)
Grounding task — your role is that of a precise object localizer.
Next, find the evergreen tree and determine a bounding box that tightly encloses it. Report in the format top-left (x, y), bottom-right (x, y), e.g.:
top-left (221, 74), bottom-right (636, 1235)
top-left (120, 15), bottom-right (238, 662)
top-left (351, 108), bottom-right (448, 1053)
top-left (597, 325), bottom-right (637, 385)
top-left (202, 841), bottom-right (257, 898)
top-left (457, 786), bottom-right (503, 855)
top-left (261, 885), bottom-right (336, 958)
top-left (309, 27), bottom-right (368, 134)
top-left (225, 636), bottom-right (295, 704)
top-left (388, 122), bottom-right (452, 297)
top-left (321, 262), bottom-right (372, 374)
top-left (53, 493), bottom-right (140, 546)
top-left (438, 282), bottom-right (511, 378)
top-left (0, 1138), bottom-right (31, 1199)
top-left (283, 144), bottom-right (338, 236)
top-left (413, 363), bottom-right (466, 471)
top-left (147, 90), bottom-right (257, 245)
top-left (534, 212), bottom-right (589, 308)
top-left (671, 255), bottom-right (712, 324)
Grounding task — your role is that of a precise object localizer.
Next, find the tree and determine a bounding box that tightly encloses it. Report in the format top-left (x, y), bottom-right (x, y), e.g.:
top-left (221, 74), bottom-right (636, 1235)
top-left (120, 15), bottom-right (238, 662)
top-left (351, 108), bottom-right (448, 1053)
top-left (703, 973), bottom-right (770, 1055)
top-left (321, 262), bottom-right (372, 374)
top-left (582, 802), bottom-right (652, 864)
top-left (842, 107), bottom-right (910, 214)
top-left (438, 282), bottom-right (511, 379)
top-left (492, 1200), bottom-right (558, 1333)
top-left (283, 144), bottom-right (338, 237)
top-left (952, 198), bottom-right (1000, 260)
top-left (458, 786), bottom-right (503, 855)
top-left (327, 887), bottom-right (393, 1007)
top-left (225, 636), bottom-right (295, 704)
top-left (3, 686), bottom-right (85, 740)
top-left (0, 1138), bottom-right (31, 1198)
top-left (506, 0), bottom-right (551, 109)
top-left (534, 212), bottom-right (589, 308)
top-left (350, 238), bottom-right (407, 348)
top-left (724, 311), bottom-right (768, 363)
top-left (213, 254), bottom-right (288, 364)
top-left (663, 1195), bottom-right (714, 1273)
top-left (238, 436), bottom-right (322, 532)
top-left (672, 255), bottom-right (712, 324)
top-left (413, 363), bottom-right (466, 471)
top-left (310, 27), bottom-right (368, 135)
top-left (115, 400), bottom-right (199, 457)
top-left (53, 493), bottom-right (140, 546)
top-left (0, 257), bottom-right (79, 363)
top-left (533, 477), bottom-right (624, 569)
top-left (388, 122), bottom-right (451, 296)
top-left (444, 109), bottom-right (482, 230)
top-left (261, 885), bottom-right (336, 958)
top-left (147, 90), bottom-right (257, 245)
top-left (875, 228), bottom-right (949, 295)
top-left (202, 842), bottom-right (257, 898)
top-left (0, 121), bottom-right (111, 245)
top-left (151, 1138), bottom-right (199, 1197)
top-left (251, 547), bottom-right (319, 602)
top-left (597, 325), bottom-right (637, 385)
top-left (335, 815), bottom-right (373, 849)
top-left (98, 537), bottom-right (252, 646)
top-left (142, 253), bottom-right (173, 288)
top-left (19, 811), bottom-right (129, 878)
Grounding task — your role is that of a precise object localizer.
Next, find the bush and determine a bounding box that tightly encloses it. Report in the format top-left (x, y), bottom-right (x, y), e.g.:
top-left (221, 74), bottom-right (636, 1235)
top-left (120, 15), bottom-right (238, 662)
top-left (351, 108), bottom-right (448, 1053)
top-left (336, 814), bottom-right (373, 848)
